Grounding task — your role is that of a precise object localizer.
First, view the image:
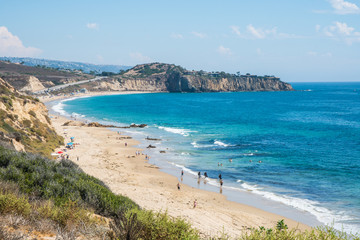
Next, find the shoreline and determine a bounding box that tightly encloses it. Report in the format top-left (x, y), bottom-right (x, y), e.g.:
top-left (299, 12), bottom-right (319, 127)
top-left (44, 92), bottom-right (313, 238)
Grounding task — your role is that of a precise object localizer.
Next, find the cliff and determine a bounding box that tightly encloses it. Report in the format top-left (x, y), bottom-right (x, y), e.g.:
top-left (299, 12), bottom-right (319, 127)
top-left (0, 60), bottom-right (92, 92)
top-left (104, 63), bottom-right (293, 92)
top-left (0, 77), bottom-right (63, 156)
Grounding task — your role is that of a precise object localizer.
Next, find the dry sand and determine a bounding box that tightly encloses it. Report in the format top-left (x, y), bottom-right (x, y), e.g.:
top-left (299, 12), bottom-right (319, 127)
top-left (48, 96), bottom-right (311, 238)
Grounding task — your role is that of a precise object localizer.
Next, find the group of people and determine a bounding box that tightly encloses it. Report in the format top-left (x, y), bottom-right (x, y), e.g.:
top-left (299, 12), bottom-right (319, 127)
top-left (177, 169), bottom-right (225, 208)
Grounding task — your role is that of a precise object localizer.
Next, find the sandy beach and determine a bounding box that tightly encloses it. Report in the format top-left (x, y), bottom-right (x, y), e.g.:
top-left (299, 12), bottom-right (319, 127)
top-left (46, 92), bottom-right (311, 238)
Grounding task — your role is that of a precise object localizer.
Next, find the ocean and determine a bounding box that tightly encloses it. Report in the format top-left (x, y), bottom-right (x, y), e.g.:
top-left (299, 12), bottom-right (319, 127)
top-left (51, 82), bottom-right (360, 234)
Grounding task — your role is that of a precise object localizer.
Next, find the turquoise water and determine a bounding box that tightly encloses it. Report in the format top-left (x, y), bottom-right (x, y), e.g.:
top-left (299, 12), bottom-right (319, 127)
top-left (53, 82), bottom-right (360, 233)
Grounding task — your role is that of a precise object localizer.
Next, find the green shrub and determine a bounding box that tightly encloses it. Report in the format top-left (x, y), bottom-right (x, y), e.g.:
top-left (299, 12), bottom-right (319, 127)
top-left (0, 192), bottom-right (31, 216)
top-left (28, 110), bottom-right (36, 118)
top-left (240, 222), bottom-right (360, 240)
top-left (130, 208), bottom-right (199, 240)
top-left (22, 119), bottom-right (32, 128)
top-left (0, 146), bottom-right (138, 217)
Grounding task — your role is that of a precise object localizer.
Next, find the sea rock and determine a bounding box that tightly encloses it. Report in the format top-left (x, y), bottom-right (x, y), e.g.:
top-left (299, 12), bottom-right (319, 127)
top-left (147, 145), bottom-right (156, 148)
top-left (130, 123), bottom-right (147, 128)
top-left (145, 137), bottom-right (161, 141)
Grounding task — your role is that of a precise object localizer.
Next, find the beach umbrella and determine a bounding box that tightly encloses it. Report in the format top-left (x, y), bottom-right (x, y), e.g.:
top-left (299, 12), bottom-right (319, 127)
top-left (70, 137), bottom-right (74, 139)
top-left (51, 153), bottom-right (60, 156)
top-left (57, 151), bottom-right (63, 154)
top-left (67, 142), bottom-right (73, 145)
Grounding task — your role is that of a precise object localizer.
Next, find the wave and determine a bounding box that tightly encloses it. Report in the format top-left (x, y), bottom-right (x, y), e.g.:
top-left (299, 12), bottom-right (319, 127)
top-left (51, 96), bottom-right (90, 116)
top-left (192, 140), bottom-right (235, 149)
top-left (214, 140), bottom-right (230, 147)
top-left (71, 112), bottom-right (86, 118)
top-left (158, 126), bottom-right (195, 137)
top-left (236, 180), bottom-right (358, 233)
top-left (172, 163), bottom-right (198, 177)
top-left (191, 141), bottom-right (199, 148)
top-left (51, 101), bottom-right (67, 116)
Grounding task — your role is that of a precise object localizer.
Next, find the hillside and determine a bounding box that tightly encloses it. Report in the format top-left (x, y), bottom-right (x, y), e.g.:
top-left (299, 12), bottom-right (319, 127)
top-left (53, 63), bottom-right (294, 93)
top-left (0, 57), bottom-right (132, 74)
top-left (0, 77), bottom-right (63, 156)
top-left (0, 60), bottom-right (92, 92)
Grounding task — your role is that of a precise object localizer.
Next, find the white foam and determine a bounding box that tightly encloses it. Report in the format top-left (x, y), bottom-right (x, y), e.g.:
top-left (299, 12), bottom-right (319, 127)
top-left (71, 112), bottom-right (85, 118)
top-left (51, 96), bottom-right (90, 116)
top-left (214, 140), bottom-right (229, 147)
top-left (181, 152), bottom-right (190, 155)
top-left (52, 101), bottom-right (67, 116)
top-left (173, 163), bottom-right (198, 177)
top-left (191, 141), bottom-right (215, 149)
top-left (158, 126), bottom-right (195, 136)
top-left (191, 141), bottom-right (199, 148)
top-left (243, 153), bottom-right (255, 156)
top-left (237, 181), bottom-right (358, 233)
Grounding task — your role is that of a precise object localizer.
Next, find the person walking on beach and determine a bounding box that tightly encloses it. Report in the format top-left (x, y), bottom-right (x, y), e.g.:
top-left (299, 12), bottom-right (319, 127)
top-left (177, 183), bottom-right (181, 190)
top-left (198, 171), bottom-right (201, 179)
top-left (204, 172), bottom-right (208, 178)
top-left (193, 199), bottom-right (197, 208)
top-left (218, 173), bottom-right (222, 180)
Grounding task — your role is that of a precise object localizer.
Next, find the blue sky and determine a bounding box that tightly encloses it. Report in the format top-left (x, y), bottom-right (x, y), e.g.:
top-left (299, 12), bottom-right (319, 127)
top-left (1, 0), bottom-right (359, 82)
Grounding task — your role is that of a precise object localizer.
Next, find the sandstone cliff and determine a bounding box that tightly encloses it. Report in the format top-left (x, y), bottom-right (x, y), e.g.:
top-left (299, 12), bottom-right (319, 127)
top-left (0, 60), bottom-right (91, 92)
top-left (108, 63), bottom-right (293, 92)
top-left (0, 78), bottom-right (63, 156)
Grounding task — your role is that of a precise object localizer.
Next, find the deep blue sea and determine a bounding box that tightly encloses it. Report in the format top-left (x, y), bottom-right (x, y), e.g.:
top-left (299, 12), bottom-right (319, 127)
top-left (52, 82), bottom-right (360, 234)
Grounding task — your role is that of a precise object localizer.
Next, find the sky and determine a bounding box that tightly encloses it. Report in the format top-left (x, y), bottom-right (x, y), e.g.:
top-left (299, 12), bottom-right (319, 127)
top-left (0, 0), bottom-right (360, 82)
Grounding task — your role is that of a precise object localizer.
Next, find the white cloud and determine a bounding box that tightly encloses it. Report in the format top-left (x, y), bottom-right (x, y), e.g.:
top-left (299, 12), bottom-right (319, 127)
top-left (217, 45), bottom-right (232, 56)
top-left (86, 23), bottom-right (99, 30)
top-left (0, 26), bottom-right (42, 57)
top-left (321, 21), bottom-right (360, 44)
top-left (192, 31), bottom-right (206, 38)
top-left (230, 24), bottom-right (298, 39)
top-left (315, 24), bottom-right (321, 32)
top-left (247, 24), bottom-right (266, 39)
top-left (230, 25), bottom-right (241, 36)
top-left (329, 0), bottom-right (360, 14)
top-left (129, 52), bottom-right (152, 63)
top-left (171, 33), bottom-right (183, 39)
top-left (332, 21), bottom-right (355, 35)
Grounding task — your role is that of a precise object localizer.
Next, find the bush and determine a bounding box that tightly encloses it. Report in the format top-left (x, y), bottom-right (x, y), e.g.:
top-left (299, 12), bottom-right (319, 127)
top-left (0, 146), bottom-right (138, 217)
top-left (0, 193), bottom-right (31, 217)
top-left (130, 208), bottom-right (199, 240)
top-left (28, 110), bottom-right (36, 118)
top-left (240, 221), bottom-right (360, 240)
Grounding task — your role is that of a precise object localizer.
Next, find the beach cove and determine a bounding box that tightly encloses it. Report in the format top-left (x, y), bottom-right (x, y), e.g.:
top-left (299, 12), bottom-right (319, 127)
top-left (43, 92), bottom-right (314, 238)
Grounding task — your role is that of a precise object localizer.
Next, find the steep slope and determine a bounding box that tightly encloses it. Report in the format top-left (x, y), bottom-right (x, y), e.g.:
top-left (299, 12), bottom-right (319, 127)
top-left (0, 78), bottom-right (63, 156)
top-left (110, 63), bottom-right (294, 92)
top-left (0, 60), bottom-right (92, 92)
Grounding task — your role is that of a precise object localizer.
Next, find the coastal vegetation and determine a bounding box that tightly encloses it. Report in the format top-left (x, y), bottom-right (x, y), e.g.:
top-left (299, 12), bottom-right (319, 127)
top-left (0, 146), bottom-right (359, 239)
top-left (0, 145), bottom-right (199, 239)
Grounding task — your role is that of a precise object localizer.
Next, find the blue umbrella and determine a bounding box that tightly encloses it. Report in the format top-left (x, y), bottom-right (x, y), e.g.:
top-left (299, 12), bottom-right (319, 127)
top-left (67, 142), bottom-right (73, 145)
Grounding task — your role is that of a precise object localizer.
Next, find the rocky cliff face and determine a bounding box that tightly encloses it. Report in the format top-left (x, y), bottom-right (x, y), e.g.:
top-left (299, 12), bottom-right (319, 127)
top-left (0, 78), bottom-right (63, 156)
top-left (0, 60), bottom-right (91, 92)
top-left (108, 63), bottom-right (293, 92)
